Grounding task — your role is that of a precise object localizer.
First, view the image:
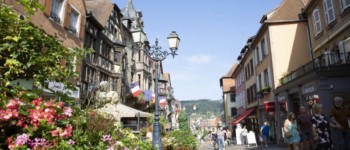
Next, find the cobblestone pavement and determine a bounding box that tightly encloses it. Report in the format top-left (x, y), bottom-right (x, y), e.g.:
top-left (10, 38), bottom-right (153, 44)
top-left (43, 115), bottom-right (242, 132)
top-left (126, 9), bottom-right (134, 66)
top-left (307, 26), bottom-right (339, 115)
top-left (198, 141), bottom-right (288, 150)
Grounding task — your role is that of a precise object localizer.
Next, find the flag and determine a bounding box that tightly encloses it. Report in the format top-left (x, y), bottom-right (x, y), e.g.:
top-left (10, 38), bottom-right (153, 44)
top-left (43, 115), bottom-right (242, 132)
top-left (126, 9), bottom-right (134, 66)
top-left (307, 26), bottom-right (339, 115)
top-left (159, 96), bottom-right (167, 106)
top-left (152, 93), bottom-right (156, 103)
top-left (144, 90), bottom-right (152, 102)
top-left (130, 82), bottom-right (141, 97)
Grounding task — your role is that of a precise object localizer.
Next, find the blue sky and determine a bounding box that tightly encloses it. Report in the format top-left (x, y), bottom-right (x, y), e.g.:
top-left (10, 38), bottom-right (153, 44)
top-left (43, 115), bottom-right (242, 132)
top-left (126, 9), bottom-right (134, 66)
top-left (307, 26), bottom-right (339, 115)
top-left (114, 0), bottom-right (283, 100)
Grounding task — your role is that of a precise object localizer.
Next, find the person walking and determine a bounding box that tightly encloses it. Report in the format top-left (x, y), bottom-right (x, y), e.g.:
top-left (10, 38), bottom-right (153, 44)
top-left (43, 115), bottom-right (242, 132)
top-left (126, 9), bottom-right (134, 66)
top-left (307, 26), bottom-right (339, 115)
top-left (241, 125), bottom-right (248, 145)
top-left (260, 121), bottom-right (270, 148)
top-left (217, 127), bottom-right (225, 150)
top-left (283, 112), bottom-right (300, 150)
top-left (330, 96), bottom-right (350, 150)
top-left (297, 106), bottom-right (313, 150)
top-left (311, 104), bottom-right (331, 150)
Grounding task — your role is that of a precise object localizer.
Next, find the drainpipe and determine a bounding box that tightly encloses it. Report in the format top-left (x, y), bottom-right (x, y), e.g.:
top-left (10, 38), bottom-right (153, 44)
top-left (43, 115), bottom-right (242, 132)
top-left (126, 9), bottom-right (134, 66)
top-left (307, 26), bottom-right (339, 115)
top-left (302, 13), bottom-right (314, 62)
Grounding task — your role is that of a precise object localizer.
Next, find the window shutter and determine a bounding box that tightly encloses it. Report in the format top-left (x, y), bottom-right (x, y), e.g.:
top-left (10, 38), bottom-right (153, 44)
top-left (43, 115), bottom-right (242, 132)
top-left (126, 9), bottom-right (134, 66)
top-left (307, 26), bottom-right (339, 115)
top-left (255, 48), bottom-right (259, 64)
top-left (79, 17), bottom-right (85, 39)
top-left (64, 4), bottom-right (71, 29)
top-left (44, 0), bottom-right (52, 16)
top-left (258, 45), bottom-right (262, 62)
top-left (264, 35), bottom-right (268, 56)
top-left (313, 9), bottom-right (322, 35)
top-left (261, 72), bottom-right (265, 88)
top-left (256, 76), bottom-right (260, 91)
top-left (268, 66), bottom-right (273, 88)
top-left (339, 41), bottom-right (346, 63)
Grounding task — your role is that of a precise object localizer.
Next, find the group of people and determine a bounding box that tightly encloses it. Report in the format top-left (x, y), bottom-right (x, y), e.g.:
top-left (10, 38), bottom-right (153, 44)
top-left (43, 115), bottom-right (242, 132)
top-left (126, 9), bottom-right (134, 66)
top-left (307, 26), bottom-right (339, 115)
top-left (282, 96), bottom-right (350, 150)
top-left (208, 127), bottom-right (232, 150)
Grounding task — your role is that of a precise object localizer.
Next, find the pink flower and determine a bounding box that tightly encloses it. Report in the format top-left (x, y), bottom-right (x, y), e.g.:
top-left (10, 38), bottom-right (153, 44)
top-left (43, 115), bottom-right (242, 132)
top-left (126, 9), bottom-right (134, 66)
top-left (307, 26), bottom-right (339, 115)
top-left (14, 133), bottom-right (29, 146)
top-left (56, 101), bottom-right (64, 108)
top-left (63, 107), bottom-right (73, 117)
top-left (6, 99), bottom-right (20, 110)
top-left (68, 139), bottom-right (75, 145)
top-left (0, 109), bottom-right (18, 121)
top-left (32, 98), bottom-right (43, 107)
top-left (44, 99), bottom-right (55, 108)
top-left (50, 127), bottom-right (62, 137)
top-left (101, 134), bottom-right (113, 141)
top-left (60, 125), bottom-right (73, 138)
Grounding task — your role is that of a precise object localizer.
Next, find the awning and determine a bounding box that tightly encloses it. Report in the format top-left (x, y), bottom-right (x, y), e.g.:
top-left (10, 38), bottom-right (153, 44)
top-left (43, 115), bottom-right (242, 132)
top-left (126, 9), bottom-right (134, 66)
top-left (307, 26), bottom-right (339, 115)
top-left (116, 103), bottom-right (151, 118)
top-left (231, 108), bottom-right (255, 124)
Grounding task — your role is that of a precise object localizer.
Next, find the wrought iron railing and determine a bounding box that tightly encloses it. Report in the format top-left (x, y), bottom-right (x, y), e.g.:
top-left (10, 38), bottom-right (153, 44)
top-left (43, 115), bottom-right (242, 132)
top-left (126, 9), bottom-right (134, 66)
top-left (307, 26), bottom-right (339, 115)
top-left (69, 25), bottom-right (77, 35)
top-left (50, 12), bottom-right (61, 24)
top-left (280, 52), bottom-right (350, 85)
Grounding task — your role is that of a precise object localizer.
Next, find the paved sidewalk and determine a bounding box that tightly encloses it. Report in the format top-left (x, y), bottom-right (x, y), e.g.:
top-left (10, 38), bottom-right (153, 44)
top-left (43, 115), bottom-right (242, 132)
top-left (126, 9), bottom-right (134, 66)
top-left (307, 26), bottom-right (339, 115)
top-left (198, 141), bottom-right (288, 150)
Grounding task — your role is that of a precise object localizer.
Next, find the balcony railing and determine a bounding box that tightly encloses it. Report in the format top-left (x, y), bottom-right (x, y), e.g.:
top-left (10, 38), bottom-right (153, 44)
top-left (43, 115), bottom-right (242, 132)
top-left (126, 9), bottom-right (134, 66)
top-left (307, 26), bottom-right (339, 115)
top-left (50, 12), bottom-right (61, 24)
top-left (280, 52), bottom-right (350, 85)
top-left (69, 25), bottom-right (77, 35)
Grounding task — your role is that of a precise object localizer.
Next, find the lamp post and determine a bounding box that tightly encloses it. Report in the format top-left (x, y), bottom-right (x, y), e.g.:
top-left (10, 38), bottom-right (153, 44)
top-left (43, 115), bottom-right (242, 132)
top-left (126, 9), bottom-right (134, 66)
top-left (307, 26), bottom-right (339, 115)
top-left (132, 28), bottom-right (180, 150)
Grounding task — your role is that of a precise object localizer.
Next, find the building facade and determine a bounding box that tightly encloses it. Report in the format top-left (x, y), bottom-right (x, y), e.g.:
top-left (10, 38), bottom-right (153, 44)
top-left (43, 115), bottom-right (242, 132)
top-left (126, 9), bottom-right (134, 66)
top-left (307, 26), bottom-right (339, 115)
top-left (83, 0), bottom-right (124, 105)
top-left (275, 0), bottom-right (350, 131)
top-left (5, 0), bottom-right (87, 99)
top-left (220, 64), bottom-right (237, 131)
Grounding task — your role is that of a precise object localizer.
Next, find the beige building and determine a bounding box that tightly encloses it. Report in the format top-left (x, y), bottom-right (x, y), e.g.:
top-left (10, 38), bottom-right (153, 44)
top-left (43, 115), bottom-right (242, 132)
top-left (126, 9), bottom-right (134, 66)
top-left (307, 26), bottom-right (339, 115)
top-left (275, 0), bottom-right (350, 124)
top-left (219, 64), bottom-right (237, 131)
top-left (241, 0), bottom-right (310, 143)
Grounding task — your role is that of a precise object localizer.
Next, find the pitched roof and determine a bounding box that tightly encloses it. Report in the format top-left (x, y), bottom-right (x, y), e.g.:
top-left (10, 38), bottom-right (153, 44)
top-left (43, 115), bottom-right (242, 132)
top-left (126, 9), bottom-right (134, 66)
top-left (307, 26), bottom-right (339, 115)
top-left (85, 0), bottom-right (114, 26)
top-left (121, 0), bottom-right (137, 20)
top-left (223, 64), bottom-right (238, 78)
top-left (267, 0), bottom-right (306, 21)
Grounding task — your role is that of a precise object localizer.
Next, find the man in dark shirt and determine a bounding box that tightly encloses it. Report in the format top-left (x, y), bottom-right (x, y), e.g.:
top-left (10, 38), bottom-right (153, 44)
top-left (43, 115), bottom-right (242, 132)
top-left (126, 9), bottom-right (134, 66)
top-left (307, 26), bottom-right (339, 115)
top-left (330, 96), bottom-right (350, 150)
top-left (297, 106), bottom-right (312, 150)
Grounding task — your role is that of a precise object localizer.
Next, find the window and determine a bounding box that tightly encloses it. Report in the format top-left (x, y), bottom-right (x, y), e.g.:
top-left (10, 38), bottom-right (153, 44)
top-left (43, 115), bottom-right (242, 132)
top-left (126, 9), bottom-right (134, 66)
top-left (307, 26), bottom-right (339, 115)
top-left (340, 0), bottom-right (350, 11)
top-left (50, 0), bottom-right (64, 23)
top-left (69, 10), bottom-right (79, 35)
top-left (261, 38), bottom-right (266, 58)
top-left (230, 94), bottom-right (236, 102)
top-left (258, 74), bottom-right (262, 90)
top-left (114, 51), bottom-right (120, 62)
top-left (312, 9), bottom-right (322, 35)
top-left (231, 107), bottom-right (237, 116)
top-left (256, 47), bottom-right (261, 63)
top-left (323, 0), bottom-right (335, 24)
top-left (250, 59), bottom-right (254, 75)
top-left (264, 69), bottom-right (269, 87)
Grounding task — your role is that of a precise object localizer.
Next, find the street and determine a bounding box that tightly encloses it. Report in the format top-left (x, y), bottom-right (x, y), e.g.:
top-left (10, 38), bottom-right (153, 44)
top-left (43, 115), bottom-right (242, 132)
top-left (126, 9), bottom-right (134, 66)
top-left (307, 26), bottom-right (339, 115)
top-left (198, 141), bottom-right (288, 150)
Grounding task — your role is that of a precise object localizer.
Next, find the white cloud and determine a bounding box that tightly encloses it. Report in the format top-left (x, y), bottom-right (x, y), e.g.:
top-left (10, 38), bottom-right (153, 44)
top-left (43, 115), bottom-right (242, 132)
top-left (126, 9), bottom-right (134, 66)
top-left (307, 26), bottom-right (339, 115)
top-left (185, 54), bottom-right (214, 64)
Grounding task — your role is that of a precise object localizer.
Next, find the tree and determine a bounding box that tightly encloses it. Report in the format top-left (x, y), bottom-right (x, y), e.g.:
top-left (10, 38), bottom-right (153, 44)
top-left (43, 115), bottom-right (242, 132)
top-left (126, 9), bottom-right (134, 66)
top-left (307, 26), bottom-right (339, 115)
top-left (0, 0), bottom-right (90, 98)
top-left (178, 110), bottom-right (190, 131)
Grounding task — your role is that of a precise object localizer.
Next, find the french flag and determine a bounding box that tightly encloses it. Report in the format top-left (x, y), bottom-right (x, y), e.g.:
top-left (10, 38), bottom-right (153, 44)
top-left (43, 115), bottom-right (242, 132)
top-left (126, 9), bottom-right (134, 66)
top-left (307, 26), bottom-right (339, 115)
top-left (130, 82), bottom-right (141, 97)
top-left (159, 96), bottom-right (167, 106)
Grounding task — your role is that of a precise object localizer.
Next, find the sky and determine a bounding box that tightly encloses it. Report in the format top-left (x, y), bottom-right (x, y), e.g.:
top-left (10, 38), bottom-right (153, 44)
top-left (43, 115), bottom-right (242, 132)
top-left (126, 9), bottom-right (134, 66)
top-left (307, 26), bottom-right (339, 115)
top-left (114, 0), bottom-right (283, 101)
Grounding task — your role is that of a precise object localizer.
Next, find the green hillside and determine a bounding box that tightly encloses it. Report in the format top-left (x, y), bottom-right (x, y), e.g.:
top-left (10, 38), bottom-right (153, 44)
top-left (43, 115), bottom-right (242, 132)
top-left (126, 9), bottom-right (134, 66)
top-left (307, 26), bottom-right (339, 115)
top-left (180, 99), bottom-right (222, 116)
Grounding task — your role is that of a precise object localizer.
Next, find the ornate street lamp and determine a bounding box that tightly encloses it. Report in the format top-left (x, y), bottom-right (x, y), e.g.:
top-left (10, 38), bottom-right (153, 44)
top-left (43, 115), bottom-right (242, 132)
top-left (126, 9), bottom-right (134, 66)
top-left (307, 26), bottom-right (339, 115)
top-left (131, 28), bottom-right (180, 150)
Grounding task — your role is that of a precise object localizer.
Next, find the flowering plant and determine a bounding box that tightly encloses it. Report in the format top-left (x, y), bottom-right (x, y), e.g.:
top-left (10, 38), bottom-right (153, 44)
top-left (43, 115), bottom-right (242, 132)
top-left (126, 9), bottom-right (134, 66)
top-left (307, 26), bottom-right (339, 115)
top-left (0, 93), bottom-right (154, 150)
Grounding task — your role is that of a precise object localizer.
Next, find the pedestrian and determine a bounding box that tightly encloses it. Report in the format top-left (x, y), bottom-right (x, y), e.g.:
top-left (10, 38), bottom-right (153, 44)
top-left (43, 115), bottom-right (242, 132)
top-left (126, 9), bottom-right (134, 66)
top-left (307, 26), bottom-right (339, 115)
top-left (217, 127), bottom-right (225, 150)
top-left (226, 129), bottom-right (232, 145)
top-left (241, 125), bottom-right (248, 145)
top-left (211, 128), bottom-right (217, 148)
top-left (311, 104), bottom-right (331, 150)
top-left (330, 96), bottom-right (350, 150)
top-left (260, 121), bottom-right (270, 148)
top-left (283, 112), bottom-right (300, 150)
top-left (297, 106), bottom-right (313, 150)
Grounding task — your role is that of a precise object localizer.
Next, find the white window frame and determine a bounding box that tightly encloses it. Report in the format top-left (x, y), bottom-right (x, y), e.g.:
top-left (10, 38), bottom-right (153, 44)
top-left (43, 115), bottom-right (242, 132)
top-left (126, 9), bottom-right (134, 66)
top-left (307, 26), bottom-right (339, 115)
top-left (51, 0), bottom-right (67, 25)
top-left (340, 0), bottom-right (350, 11)
top-left (323, 0), bottom-right (336, 24)
top-left (312, 9), bottom-right (322, 36)
top-left (69, 4), bottom-right (81, 36)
